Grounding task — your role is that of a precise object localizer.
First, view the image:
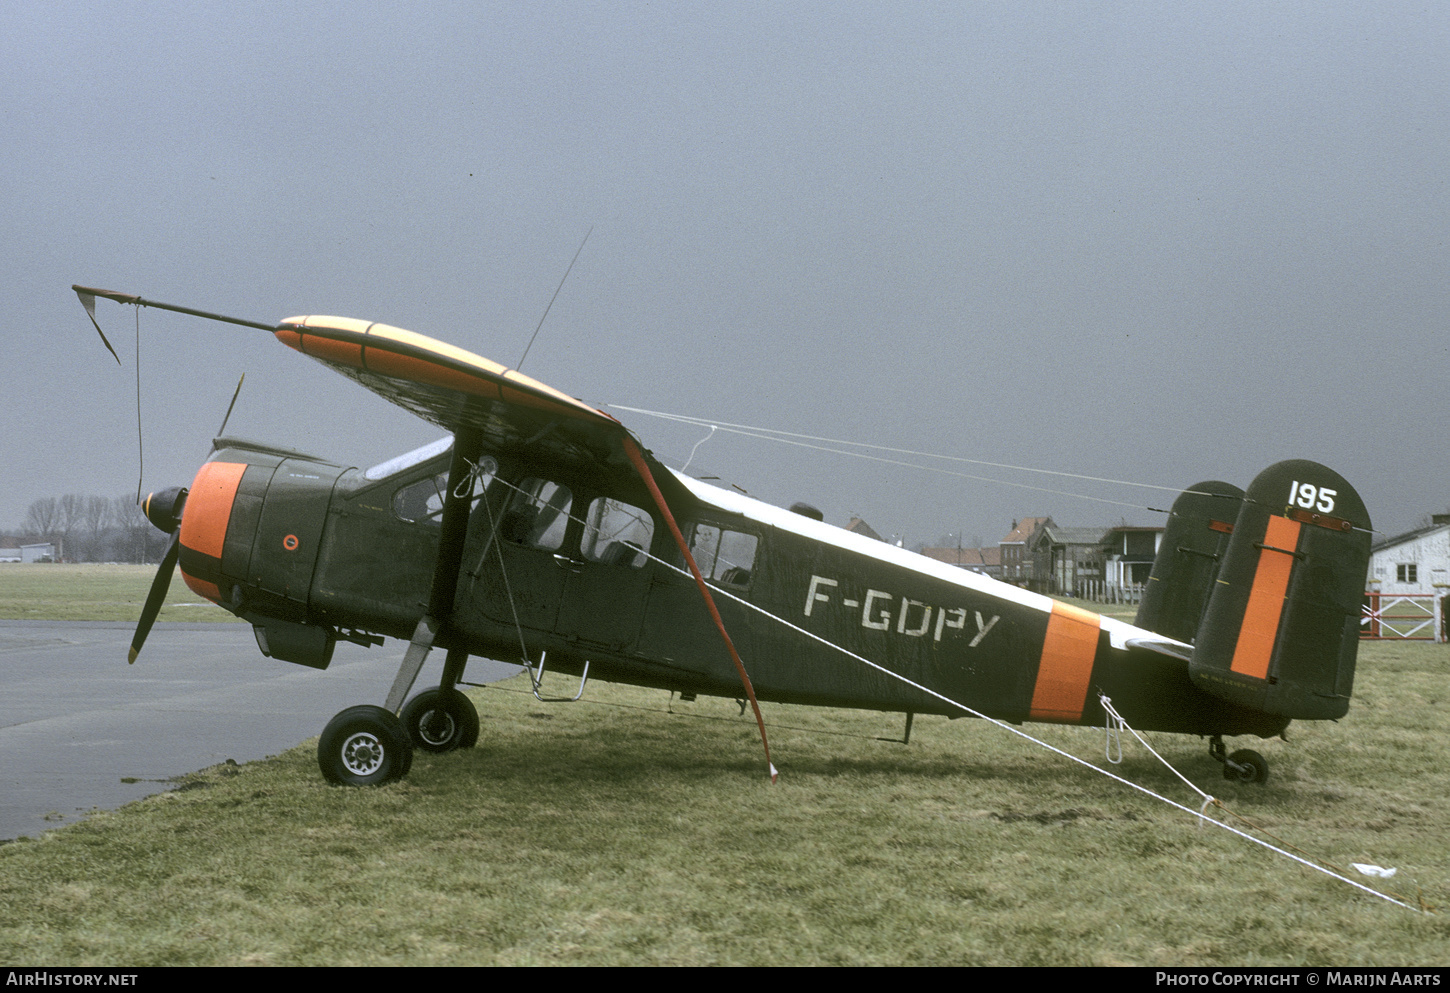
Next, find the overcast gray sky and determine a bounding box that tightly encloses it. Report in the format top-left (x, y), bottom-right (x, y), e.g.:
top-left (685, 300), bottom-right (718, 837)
top-left (5, 1), bottom-right (1446, 549)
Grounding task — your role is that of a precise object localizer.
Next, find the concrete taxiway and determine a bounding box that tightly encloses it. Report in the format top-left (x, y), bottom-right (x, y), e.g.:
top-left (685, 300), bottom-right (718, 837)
top-left (0, 620), bottom-right (517, 841)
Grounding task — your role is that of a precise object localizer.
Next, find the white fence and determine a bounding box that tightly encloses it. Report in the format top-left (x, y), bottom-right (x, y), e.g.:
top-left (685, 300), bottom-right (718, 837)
top-left (1075, 580), bottom-right (1146, 605)
top-left (1070, 586), bottom-right (1447, 643)
top-left (1362, 593), bottom-right (1447, 643)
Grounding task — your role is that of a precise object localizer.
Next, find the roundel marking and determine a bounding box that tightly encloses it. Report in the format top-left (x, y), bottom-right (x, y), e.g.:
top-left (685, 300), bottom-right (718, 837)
top-left (283, 534), bottom-right (299, 552)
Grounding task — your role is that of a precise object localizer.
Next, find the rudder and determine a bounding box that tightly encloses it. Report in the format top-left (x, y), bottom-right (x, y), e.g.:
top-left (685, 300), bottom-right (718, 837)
top-left (1189, 460), bottom-right (1370, 720)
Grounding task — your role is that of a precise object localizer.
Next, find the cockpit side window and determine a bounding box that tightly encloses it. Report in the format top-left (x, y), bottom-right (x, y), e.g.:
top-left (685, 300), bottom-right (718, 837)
top-left (580, 498), bottom-right (655, 568)
top-left (688, 523), bottom-right (758, 589)
top-left (392, 460), bottom-right (495, 525)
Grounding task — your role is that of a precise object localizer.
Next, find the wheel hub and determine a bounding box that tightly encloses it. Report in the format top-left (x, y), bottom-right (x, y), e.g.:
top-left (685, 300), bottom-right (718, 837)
top-left (340, 731), bottom-right (385, 776)
top-left (418, 709), bottom-right (456, 747)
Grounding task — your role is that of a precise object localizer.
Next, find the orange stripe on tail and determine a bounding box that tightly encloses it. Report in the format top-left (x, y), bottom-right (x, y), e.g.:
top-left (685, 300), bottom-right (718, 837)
top-left (1229, 515), bottom-right (1302, 680)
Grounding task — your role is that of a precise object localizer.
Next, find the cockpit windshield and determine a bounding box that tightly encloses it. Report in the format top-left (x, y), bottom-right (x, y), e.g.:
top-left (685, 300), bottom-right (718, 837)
top-left (363, 436), bottom-right (453, 480)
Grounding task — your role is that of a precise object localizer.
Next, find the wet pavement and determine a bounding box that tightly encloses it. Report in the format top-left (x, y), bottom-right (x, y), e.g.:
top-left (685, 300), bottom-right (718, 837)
top-left (0, 620), bottom-right (517, 840)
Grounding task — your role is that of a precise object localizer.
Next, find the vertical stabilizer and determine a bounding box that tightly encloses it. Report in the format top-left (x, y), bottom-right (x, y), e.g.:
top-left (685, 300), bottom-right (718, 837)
top-left (1135, 480), bottom-right (1245, 644)
top-left (1189, 461), bottom-right (1370, 720)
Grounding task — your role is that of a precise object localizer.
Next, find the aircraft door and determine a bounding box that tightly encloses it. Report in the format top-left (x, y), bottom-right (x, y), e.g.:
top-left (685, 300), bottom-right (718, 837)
top-left (473, 482), bottom-right (655, 654)
top-left (474, 477), bottom-right (573, 635)
top-left (637, 521), bottom-right (758, 677)
top-left (554, 496), bottom-right (655, 650)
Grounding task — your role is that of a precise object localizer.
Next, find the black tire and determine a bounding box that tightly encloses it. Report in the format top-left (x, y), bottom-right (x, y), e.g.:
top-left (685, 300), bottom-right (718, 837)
top-left (318, 705), bottom-right (414, 786)
top-left (1224, 748), bottom-right (1269, 785)
top-left (400, 687), bottom-right (480, 753)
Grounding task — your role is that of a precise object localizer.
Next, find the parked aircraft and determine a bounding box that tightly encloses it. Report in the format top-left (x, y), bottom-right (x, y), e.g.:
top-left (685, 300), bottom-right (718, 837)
top-left (76, 286), bottom-right (1372, 788)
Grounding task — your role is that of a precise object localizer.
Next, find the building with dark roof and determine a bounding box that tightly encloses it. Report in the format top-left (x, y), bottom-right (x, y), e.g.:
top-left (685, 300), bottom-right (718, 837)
top-left (919, 544), bottom-right (1001, 578)
top-left (1368, 514), bottom-right (1450, 597)
top-left (1030, 524), bottom-right (1107, 596)
top-left (1000, 517), bottom-right (1051, 586)
top-left (844, 517), bottom-right (884, 542)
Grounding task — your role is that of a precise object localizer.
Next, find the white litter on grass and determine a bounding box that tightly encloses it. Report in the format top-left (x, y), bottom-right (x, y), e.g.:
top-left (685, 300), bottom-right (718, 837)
top-left (1351, 863), bottom-right (1397, 879)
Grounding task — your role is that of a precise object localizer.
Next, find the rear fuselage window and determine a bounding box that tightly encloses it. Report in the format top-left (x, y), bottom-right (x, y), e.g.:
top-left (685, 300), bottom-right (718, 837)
top-left (689, 523), bottom-right (758, 588)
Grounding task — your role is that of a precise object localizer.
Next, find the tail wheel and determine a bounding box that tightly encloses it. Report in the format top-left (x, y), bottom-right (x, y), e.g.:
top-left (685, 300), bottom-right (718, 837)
top-left (318, 705), bottom-right (413, 786)
top-left (400, 686), bottom-right (480, 753)
top-left (1224, 748), bottom-right (1269, 785)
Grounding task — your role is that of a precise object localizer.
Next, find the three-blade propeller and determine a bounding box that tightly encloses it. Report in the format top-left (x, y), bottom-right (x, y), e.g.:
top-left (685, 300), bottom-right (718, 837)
top-left (124, 374), bottom-right (243, 664)
top-left (129, 486), bottom-right (187, 664)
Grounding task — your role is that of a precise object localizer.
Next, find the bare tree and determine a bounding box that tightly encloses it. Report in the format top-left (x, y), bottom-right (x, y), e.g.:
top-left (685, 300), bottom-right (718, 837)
top-left (113, 495), bottom-right (155, 564)
top-left (82, 495), bottom-right (114, 561)
top-left (55, 494), bottom-right (88, 561)
top-left (24, 497), bottom-right (59, 539)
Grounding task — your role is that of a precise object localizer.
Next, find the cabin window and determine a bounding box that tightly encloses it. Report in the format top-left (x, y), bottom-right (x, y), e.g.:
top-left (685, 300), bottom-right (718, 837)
top-left (689, 523), bottom-right (758, 589)
top-left (581, 498), bottom-right (655, 568)
top-left (1398, 563), bottom-right (1418, 584)
top-left (500, 479), bottom-right (573, 551)
top-left (393, 460), bottom-right (495, 525)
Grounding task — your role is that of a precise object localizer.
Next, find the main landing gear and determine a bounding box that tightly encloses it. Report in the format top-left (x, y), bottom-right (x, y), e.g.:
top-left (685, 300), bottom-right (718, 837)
top-left (318, 645), bottom-right (479, 786)
top-left (400, 686), bottom-right (479, 753)
top-left (1209, 734), bottom-right (1269, 785)
top-left (319, 430), bottom-right (487, 787)
top-left (318, 705), bottom-right (414, 786)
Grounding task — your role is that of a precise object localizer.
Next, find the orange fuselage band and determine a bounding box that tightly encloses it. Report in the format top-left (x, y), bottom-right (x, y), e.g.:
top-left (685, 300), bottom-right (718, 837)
top-left (1029, 601), bottom-right (1101, 722)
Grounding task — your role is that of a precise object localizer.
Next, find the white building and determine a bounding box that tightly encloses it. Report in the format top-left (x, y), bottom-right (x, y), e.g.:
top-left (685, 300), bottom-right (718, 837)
top-left (1100, 525), bottom-right (1164, 591)
top-left (0, 543), bottom-right (54, 563)
top-left (1368, 514), bottom-right (1450, 597)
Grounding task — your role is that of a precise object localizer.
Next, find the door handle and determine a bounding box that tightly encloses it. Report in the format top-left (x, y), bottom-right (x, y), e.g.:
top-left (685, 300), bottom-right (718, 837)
top-left (552, 553), bottom-right (584, 572)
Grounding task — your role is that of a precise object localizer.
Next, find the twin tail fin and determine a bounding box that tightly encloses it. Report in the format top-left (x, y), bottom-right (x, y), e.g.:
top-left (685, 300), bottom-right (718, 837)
top-left (1137, 460), bottom-right (1371, 721)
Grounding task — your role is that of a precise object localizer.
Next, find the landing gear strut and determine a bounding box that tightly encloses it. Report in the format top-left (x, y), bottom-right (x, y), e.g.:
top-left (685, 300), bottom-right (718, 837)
top-left (1209, 735), bottom-right (1269, 784)
top-left (316, 432), bottom-right (484, 787)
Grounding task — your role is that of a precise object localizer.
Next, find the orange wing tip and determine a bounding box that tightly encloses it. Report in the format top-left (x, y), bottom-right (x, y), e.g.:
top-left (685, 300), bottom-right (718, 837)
top-left (127, 647), bottom-right (138, 665)
top-left (281, 315), bottom-right (373, 334)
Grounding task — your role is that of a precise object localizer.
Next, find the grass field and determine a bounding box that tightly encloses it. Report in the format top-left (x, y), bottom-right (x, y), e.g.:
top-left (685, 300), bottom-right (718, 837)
top-left (0, 563), bottom-right (237, 622)
top-left (2, 568), bottom-right (1448, 965)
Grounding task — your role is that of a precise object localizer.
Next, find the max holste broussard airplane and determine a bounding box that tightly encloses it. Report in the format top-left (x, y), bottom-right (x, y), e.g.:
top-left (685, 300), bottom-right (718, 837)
top-left (75, 285), bottom-right (1371, 788)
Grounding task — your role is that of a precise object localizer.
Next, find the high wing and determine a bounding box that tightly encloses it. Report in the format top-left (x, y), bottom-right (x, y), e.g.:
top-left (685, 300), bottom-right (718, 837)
top-left (275, 315), bottom-right (635, 477)
top-left (276, 315), bottom-right (1206, 709)
top-left (274, 314), bottom-right (776, 775)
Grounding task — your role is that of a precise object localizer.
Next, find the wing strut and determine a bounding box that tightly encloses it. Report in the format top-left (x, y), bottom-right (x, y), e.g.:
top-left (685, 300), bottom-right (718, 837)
top-left (621, 435), bottom-right (777, 782)
top-left (383, 426), bottom-right (484, 713)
